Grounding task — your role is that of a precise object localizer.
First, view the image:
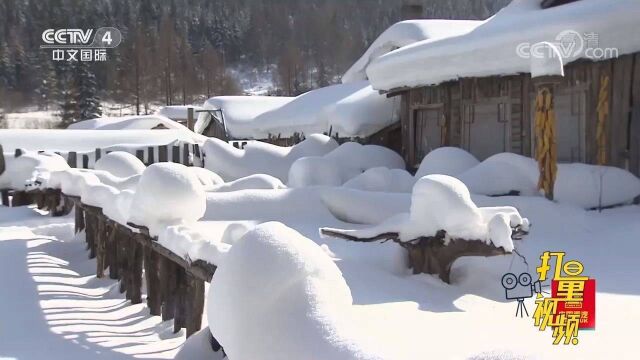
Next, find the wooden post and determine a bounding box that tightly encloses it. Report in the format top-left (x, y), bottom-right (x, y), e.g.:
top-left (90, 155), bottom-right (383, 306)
top-left (147, 147), bottom-right (155, 165)
top-left (82, 154), bottom-right (89, 169)
top-left (75, 204), bottom-right (85, 233)
top-left (127, 236), bottom-right (144, 304)
top-left (158, 145), bottom-right (168, 162)
top-left (85, 212), bottom-right (96, 259)
top-left (172, 145), bottom-right (180, 163)
top-left (0, 144), bottom-right (5, 175)
top-left (183, 143), bottom-right (190, 165)
top-left (96, 216), bottom-right (106, 278)
top-left (144, 244), bottom-right (162, 315)
top-left (160, 257), bottom-right (178, 321)
top-left (67, 151), bottom-right (78, 168)
top-left (187, 107), bottom-right (194, 131)
top-left (11, 191), bottom-right (31, 207)
top-left (95, 148), bottom-right (102, 163)
top-left (107, 222), bottom-right (119, 280)
top-left (1, 190), bottom-right (9, 206)
top-left (173, 266), bottom-right (187, 333)
top-left (135, 150), bottom-right (145, 163)
top-left (185, 272), bottom-right (205, 337)
top-left (117, 227), bottom-right (129, 294)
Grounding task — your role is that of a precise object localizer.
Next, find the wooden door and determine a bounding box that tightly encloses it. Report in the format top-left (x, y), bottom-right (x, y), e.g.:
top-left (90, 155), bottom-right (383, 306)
top-left (462, 99), bottom-right (511, 160)
top-left (411, 106), bottom-right (445, 167)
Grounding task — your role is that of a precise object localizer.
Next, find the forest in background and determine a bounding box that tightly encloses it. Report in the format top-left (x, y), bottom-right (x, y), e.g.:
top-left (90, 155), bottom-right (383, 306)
top-left (0, 0), bottom-right (509, 126)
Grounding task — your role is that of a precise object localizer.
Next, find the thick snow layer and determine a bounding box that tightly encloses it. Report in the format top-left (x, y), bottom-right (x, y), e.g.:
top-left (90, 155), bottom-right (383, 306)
top-left (129, 163), bottom-right (206, 233)
top-left (195, 96), bottom-right (295, 136)
top-left (253, 81), bottom-right (398, 138)
top-left (0, 129), bottom-right (200, 152)
top-left (342, 20), bottom-right (481, 83)
top-left (456, 152), bottom-right (640, 208)
top-left (530, 41), bottom-right (565, 78)
top-left (415, 146), bottom-right (480, 178)
top-left (207, 222), bottom-right (383, 360)
top-left (209, 174), bottom-right (286, 192)
top-left (288, 142), bottom-right (405, 187)
top-left (155, 105), bottom-right (203, 120)
top-left (342, 167), bottom-right (415, 193)
top-left (189, 167), bottom-right (225, 191)
top-left (368, 0), bottom-right (640, 91)
top-left (0, 150), bottom-right (69, 190)
top-left (323, 175), bottom-right (525, 252)
top-left (94, 151), bottom-right (146, 178)
top-left (202, 134), bottom-right (338, 181)
top-left (68, 114), bottom-right (186, 131)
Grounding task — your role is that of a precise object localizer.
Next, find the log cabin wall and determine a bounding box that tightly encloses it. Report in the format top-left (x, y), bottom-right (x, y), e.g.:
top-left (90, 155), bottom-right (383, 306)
top-left (399, 52), bottom-right (640, 176)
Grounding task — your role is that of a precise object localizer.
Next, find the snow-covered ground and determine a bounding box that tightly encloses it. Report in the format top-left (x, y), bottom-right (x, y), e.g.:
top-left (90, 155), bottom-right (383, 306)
top-left (0, 205), bottom-right (187, 359)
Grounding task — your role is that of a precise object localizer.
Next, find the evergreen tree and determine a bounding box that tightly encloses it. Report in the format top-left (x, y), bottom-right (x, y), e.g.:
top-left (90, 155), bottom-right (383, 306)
top-left (74, 61), bottom-right (102, 121)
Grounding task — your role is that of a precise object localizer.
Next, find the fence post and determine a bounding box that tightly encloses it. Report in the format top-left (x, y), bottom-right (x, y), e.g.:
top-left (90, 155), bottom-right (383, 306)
top-left (172, 145), bottom-right (180, 163)
top-left (158, 145), bottom-right (168, 162)
top-left (187, 107), bottom-right (194, 131)
top-left (67, 151), bottom-right (78, 168)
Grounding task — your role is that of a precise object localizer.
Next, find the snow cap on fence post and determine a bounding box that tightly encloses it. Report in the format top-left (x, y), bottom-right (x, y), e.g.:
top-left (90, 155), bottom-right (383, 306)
top-left (129, 162), bottom-right (206, 234)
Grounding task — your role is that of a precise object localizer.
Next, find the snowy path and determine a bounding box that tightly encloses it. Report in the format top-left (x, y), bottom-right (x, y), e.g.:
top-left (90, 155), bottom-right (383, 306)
top-left (0, 206), bottom-right (185, 360)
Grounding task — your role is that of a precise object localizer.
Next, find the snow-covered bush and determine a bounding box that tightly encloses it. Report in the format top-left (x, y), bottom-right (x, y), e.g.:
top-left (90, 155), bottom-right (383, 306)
top-left (209, 174), bottom-right (286, 192)
top-left (94, 151), bottom-right (146, 177)
top-left (189, 167), bottom-right (225, 191)
top-left (288, 142), bottom-right (405, 187)
top-left (342, 167), bottom-right (415, 193)
top-left (201, 134), bottom-right (338, 182)
top-left (0, 150), bottom-right (69, 190)
top-left (415, 146), bottom-right (479, 178)
top-left (207, 222), bottom-right (381, 360)
top-left (129, 163), bottom-right (206, 233)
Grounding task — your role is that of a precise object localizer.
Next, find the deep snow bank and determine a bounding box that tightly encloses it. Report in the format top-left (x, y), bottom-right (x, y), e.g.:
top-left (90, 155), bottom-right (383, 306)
top-left (129, 163), bottom-right (206, 234)
top-left (288, 142), bottom-right (405, 187)
top-left (94, 151), bottom-right (146, 178)
top-left (207, 222), bottom-right (383, 360)
top-left (1, 150), bottom-right (70, 190)
top-left (201, 134), bottom-right (338, 181)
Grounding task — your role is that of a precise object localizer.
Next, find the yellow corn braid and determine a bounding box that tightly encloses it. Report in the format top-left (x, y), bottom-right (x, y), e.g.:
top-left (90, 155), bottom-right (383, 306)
top-left (535, 87), bottom-right (558, 200)
top-left (596, 74), bottom-right (610, 165)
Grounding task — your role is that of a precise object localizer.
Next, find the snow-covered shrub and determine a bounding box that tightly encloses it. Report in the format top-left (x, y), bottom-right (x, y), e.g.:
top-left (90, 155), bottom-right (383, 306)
top-left (457, 153), bottom-right (539, 196)
top-left (189, 167), bottom-right (224, 191)
top-left (288, 142), bottom-right (405, 188)
top-left (209, 174), bottom-right (286, 192)
top-left (0, 150), bottom-right (69, 190)
top-left (342, 167), bottom-right (415, 193)
top-left (94, 151), bottom-right (146, 177)
top-left (201, 134), bottom-right (338, 182)
top-left (415, 146), bottom-right (479, 178)
top-left (207, 222), bottom-right (381, 360)
top-left (129, 163), bottom-right (206, 233)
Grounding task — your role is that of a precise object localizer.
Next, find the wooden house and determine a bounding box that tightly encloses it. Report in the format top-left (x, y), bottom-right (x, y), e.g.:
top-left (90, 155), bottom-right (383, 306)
top-left (369, 0), bottom-right (640, 177)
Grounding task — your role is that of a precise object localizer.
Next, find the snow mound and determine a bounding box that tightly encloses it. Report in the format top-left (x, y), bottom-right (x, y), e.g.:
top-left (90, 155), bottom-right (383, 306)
top-left (323, 175), bottom-right (527, 252)
top-left (208, 222), bottom-right (381, 360)
top-left (343, 20), bottom-right (481, 83)
top-left (1, 150), bottom-right (70, 190)
top-left (342, 167), bottom-right (415, 193)
top-left (253, 81), bottom-right (397, 138)
top-left (129, 163), bottom-right (206, 233)
top-left (94, 151), bottom-right (146, 178)
top-left (457, 153), bottom-right (539, 196)
top-left (456, 152), bottom-right (640, 208)
top-left (288, 142), bottom-right (405, 187)
top-left (415, 147), bottom-right (479, 178)
top-left (68, 114), bottom-right (187, 131)
top-left (555, 163), bottom-right (640, 209)
top-left (210, 174), bottom-right (286, 192)
top-left (189, 167), bottom-right (225, 191)
top-left (201, 134), bottom-right (338, 181)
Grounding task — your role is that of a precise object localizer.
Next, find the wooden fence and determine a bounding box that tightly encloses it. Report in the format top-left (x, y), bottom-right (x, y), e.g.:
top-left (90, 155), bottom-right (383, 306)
top-left (27, 189), bottom-right (217, 339)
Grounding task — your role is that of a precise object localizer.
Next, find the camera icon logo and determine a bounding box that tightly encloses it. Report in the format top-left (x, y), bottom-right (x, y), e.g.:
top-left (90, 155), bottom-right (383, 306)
top-left (501, 272), bottom-right (542, 317)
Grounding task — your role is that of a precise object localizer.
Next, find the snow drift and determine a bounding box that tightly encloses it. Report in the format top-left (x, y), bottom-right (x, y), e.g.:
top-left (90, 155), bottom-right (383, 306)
top-left (288, 142), bottom-right (405, 187)
top-left (207, 222), bottom-right (383, 360)
top-left (201, 134), bottom-right (338, 182)
top-left (94, 151), bottom-right (146, 178)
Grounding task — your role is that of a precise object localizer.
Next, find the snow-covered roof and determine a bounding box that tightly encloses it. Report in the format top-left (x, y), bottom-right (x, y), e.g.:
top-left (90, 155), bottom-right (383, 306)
top-left (342, 19), bottom-right (481, 83)
top-left (155, 105), bottom-right (203, 120)
top-left (68, 114), bottom-right (186, 131)
top-left (251, 81), bottom-right (398, 139)
top-left (195, 96), bottom-right (295, 137)
top-left (367, 0), bottom-right (640, 91)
